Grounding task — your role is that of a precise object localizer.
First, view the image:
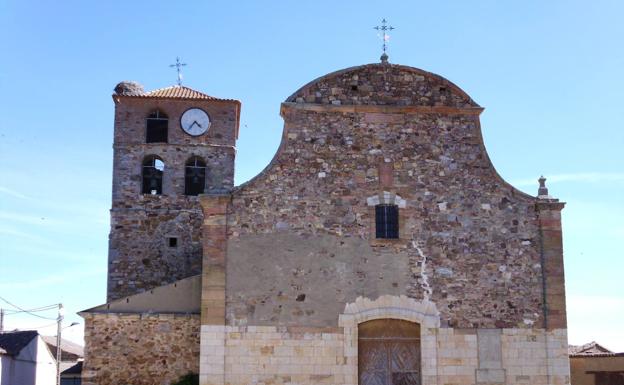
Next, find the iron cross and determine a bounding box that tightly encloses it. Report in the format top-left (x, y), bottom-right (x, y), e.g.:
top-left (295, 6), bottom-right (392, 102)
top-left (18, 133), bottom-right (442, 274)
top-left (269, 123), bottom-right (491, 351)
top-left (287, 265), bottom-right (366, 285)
top-left (374, 18), bottom-right (395, 59)
top-left (169, 57), bottom-right (187, 86)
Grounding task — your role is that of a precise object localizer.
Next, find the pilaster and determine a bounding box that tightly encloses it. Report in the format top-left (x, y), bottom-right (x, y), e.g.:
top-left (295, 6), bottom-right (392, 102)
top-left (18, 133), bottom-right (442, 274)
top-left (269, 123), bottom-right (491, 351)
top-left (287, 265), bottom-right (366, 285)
top-left (199, 193), bottom-right (230, 385)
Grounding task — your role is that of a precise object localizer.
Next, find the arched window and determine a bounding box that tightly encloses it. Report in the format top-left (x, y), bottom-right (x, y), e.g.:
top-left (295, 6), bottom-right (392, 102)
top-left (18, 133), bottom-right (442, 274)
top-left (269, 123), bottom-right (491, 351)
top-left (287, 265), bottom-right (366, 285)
top-left (142, 156), bottom-right (164, 195)
top-left (359, 319), bottom-right (421, 385)
top-left (146, 110), bottom-right (168, 143)
top-left (375, 204), bottom-right (399, 239)
top-left (185, 156), bottom-right (206, 196)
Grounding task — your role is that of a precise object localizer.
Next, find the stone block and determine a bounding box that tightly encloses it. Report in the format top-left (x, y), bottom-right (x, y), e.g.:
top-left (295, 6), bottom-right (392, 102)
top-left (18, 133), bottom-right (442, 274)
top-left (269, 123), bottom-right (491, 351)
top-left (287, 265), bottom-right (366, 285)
top-left (476, 368), bottom-right (505, 384)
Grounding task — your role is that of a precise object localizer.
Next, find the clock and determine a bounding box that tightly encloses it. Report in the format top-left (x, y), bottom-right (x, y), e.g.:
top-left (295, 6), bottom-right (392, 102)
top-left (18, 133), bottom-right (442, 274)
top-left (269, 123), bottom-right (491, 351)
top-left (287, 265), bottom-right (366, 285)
top-left (180, 108), bottom-right (210, 136)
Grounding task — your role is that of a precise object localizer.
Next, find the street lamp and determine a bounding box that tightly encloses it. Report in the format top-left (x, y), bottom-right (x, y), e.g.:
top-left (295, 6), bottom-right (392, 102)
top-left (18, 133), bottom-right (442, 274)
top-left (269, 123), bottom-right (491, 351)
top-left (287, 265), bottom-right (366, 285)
top-left (55, 304), bottom-right (63, 385)
top-left (55, 304), bottom-right (79, 385)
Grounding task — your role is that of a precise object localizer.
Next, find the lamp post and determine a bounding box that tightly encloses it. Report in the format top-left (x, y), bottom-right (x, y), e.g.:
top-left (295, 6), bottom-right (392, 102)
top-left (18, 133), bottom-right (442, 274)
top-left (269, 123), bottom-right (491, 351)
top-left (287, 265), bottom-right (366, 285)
top-left (55, 303), bottom-right (79, 385)
top-left (56, 304), bottom-right (63, 385)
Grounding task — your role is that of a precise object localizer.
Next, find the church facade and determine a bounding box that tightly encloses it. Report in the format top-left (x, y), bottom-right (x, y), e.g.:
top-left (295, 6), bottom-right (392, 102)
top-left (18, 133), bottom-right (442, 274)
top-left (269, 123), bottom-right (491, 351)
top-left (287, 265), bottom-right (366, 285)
top-left (80, 61), bottom-right (570, 385)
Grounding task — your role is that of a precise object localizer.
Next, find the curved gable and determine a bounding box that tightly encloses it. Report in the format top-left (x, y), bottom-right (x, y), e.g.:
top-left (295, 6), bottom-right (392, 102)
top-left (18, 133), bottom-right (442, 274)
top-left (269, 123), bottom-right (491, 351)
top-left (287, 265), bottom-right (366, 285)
top-left (286, 63), bottom-right (479, 108)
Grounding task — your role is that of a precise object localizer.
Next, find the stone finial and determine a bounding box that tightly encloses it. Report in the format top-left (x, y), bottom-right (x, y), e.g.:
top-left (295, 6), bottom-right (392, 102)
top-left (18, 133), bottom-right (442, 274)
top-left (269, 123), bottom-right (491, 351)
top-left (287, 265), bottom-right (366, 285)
top-left (380, 52), bottom-right (389, 64)
top-left (538, 175), bottom-right (552, 199)
top-left (114, 81), bottom-right (144, 96)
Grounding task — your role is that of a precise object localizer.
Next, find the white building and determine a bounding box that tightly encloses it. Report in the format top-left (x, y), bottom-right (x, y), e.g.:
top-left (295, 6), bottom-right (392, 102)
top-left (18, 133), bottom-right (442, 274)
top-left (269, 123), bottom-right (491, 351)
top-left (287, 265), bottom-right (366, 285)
top-left (0, 331), bottom-right (57, 385)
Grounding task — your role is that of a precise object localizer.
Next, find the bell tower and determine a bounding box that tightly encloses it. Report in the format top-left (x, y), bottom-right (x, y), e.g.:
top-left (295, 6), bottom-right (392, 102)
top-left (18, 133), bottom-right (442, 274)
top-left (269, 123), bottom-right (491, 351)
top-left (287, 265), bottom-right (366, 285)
top-left (107, 81), bottom-right (240, 301)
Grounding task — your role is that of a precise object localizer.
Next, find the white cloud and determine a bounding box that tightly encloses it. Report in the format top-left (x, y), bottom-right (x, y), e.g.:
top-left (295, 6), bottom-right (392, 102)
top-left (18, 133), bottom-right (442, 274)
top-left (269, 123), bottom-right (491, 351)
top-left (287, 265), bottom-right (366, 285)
top-left (0, 186), bottom-right (31, 200)
top-left (0, 225), bottom-right (49, 241)
top-left (0, 268), bottom-right (105, 291)
top-left (512, 172), bottom-right (624, 187)
top-left (0, 211), bottom-right (66, 226)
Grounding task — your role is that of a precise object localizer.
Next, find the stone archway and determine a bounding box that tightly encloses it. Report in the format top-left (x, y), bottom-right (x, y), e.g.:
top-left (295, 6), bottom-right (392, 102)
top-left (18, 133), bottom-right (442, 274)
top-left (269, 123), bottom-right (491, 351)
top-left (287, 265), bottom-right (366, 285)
top-left (339, 295), bottom-right (440, 385)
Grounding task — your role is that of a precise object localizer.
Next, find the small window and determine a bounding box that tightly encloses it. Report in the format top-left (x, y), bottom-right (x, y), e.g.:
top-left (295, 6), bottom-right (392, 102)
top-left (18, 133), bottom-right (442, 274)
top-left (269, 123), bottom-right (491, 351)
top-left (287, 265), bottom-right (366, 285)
top-left (185, 156), bottom-right (206, 196)
top-left (142, 155), bottom-right (164, 195)
top-left (168, 237), bottom-right (178, 247)
top-left (376, 204), bottom-right (399, 239)
top-left (146, 110), bottom-right (168, 143)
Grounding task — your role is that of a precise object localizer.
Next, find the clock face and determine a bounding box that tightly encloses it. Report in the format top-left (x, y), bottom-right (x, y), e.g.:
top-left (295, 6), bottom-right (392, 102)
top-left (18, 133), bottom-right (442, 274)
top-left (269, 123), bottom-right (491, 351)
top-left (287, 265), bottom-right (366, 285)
top-left (180, 108), bottom-right (210, 136)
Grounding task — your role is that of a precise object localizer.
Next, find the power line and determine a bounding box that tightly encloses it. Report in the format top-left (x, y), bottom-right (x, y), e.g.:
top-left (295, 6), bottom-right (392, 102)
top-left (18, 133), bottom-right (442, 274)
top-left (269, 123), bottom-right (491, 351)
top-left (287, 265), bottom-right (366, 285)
top-left (0, 296), bottom-right (58, 320)
top-left (13, 321), bottom-right (59, 330)
top-left (3, 304), bottom-right (59, 314)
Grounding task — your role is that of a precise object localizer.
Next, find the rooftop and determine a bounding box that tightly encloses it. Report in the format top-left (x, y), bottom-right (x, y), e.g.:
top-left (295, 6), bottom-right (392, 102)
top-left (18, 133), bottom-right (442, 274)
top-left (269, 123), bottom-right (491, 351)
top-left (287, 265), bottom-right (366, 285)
top-left (569, 341), bottom-right (624, 357)
top-left (113, 82), bottom-right (239, 103)
top-left (0, 330), bottom-right (38, 356)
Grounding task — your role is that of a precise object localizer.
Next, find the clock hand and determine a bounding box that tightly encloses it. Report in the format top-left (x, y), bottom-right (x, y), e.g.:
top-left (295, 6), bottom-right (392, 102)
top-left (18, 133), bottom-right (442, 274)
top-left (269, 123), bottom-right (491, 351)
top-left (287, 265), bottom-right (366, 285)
top-left (190, 120), bottom-right (201, 128)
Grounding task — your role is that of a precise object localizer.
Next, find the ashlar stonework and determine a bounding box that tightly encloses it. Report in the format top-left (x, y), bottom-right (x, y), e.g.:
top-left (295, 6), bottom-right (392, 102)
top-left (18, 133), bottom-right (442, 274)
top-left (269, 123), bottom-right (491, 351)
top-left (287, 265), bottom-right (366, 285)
top-left (82, 62), bottom-right (570, 385)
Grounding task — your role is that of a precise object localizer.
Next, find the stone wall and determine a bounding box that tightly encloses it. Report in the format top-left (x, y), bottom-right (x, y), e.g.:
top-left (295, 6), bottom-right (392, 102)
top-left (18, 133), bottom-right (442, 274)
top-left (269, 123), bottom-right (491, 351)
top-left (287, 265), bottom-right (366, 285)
top-left (199, 325), bottom-right (569, 385)
top-left (226, 64), bottom-right (545, 328)
top-left (108, 96), bottom-right (238, 300)
top-left (82, 313), bottom-right (200, 385)
top-left (286, 64), bottom-right (477, 108)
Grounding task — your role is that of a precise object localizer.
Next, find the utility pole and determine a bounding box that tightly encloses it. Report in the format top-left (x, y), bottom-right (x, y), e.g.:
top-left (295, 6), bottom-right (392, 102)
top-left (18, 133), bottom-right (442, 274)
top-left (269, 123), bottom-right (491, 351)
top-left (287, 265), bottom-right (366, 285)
top-left (0, 308), bottom-right (4, 332)
top-left (56, 303), bottom-right (63, 385)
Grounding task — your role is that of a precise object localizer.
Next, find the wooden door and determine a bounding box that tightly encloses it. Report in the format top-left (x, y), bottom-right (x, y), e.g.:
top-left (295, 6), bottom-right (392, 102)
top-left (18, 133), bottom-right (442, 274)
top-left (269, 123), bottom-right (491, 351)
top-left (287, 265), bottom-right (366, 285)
top-left (358, 319), bottom-right (421, 385)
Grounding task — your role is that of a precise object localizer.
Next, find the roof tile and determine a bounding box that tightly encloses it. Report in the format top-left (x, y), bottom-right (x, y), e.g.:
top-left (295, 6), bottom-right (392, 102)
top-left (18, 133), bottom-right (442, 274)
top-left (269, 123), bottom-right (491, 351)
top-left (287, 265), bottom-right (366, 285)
top-left (121, 85), bottom-right (239, 102)
top-left (0, 331), bottom-right (38, 356)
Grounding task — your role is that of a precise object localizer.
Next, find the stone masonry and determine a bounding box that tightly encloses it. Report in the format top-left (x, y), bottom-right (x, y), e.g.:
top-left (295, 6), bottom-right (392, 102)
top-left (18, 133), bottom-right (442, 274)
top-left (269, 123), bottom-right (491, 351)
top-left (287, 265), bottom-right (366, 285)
top-left (83, 62), bottom-right (570, 385)
top-left (226, 64), bottom-right (549, 329)
top-left (82, 313), bottom-right (200, 385)
top-left (108, 90), bottom-right (240, 300)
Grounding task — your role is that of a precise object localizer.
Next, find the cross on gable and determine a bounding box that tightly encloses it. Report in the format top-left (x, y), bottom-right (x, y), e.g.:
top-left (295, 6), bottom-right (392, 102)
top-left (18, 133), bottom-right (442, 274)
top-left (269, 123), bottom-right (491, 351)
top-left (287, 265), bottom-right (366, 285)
top-left (169, 57), bottom-right (187, 86)
top-left (374, 18), bottom-right (395, 63)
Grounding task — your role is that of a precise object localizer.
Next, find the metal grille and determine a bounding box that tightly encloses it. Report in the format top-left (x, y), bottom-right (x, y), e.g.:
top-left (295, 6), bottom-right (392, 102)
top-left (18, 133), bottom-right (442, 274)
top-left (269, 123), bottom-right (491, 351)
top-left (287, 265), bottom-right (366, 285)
top-left (142, 156), bottom-right (164, 195)
top-left (375, 204), bottom-right (399, 239)
top-left (146, 110), bottom-right (168, 143)
top-left (185, 156), bottom-right (206, 196)
top-left (359, 319), bottom-right (421, 385)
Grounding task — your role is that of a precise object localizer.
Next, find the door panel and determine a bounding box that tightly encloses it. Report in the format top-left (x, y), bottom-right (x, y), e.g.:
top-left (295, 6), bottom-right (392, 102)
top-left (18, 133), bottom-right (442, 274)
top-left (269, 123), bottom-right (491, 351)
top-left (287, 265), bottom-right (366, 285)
top-left (358, 320), bottom-right (421, 385)
top-left (389, 342), bottom-right (420, 372)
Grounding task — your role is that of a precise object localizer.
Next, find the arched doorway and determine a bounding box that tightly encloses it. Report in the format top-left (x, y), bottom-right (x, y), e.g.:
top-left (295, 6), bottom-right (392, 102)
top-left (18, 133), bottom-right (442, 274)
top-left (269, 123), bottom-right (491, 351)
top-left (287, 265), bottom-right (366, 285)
top-left (358, 319), bottom-right (421, 385)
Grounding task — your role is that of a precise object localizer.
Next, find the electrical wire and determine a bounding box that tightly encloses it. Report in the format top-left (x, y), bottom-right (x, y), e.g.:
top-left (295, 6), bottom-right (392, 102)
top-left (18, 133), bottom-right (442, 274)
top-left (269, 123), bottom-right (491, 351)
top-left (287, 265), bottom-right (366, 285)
top-left (17, 321), bottom-right (58, 330)
top-left (3, 304), bottom-right (59, 315)
top-left (0, 296), bottom-right (58, 320)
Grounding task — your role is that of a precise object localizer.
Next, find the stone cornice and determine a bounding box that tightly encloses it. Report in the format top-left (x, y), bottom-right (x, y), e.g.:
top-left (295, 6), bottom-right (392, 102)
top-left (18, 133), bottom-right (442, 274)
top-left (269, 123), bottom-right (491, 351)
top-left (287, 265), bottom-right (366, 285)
top-left (281, 102), bottom-right (484, 116)
top-left (536, 201), bottom-right (566, 211)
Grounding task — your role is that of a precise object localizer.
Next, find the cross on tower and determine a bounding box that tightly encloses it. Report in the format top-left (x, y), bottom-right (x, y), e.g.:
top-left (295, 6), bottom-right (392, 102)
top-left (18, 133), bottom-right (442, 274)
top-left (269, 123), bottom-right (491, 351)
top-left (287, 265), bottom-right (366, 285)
top-left (169, 57), bottom-right (187, 86)
top-left (373, 18), bottom-right (395, 63)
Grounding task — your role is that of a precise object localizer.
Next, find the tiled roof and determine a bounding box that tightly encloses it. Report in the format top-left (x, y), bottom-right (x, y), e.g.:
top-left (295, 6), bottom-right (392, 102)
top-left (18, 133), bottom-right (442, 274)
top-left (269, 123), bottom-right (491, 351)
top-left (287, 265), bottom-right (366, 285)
top-left (61, 361), bottom-right (82, 375)
top-left (121, 85), bottom-right (239, 102)
top-left (569, 341), bottom-right (620, 356)
top-left (0, 330), bottom-right (38, 356)
top-left (42, 335), bottom-right (84, 359)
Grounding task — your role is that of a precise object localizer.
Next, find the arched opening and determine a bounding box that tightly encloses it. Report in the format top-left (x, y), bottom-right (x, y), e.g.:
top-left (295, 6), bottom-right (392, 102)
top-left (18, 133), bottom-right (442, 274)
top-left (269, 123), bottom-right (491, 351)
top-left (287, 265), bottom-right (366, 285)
top-left (185, 156), bottom-right (206, 196)
top-left (358, 319), bottom-right (421, 385)
top-left (142, 155), bottom-right (164, 195)
top-left (146, 110), bottom-right (168, 143)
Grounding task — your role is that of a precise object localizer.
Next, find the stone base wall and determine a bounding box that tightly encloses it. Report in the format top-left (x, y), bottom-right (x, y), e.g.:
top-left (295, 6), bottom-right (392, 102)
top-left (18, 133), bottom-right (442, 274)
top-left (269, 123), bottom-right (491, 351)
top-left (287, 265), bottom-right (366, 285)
top-left (200, 325), bottom-right (347, 385)
top-left (82, 313), bottom-right (200, 385)
top-left (199, 325), bottom-right (570, 385)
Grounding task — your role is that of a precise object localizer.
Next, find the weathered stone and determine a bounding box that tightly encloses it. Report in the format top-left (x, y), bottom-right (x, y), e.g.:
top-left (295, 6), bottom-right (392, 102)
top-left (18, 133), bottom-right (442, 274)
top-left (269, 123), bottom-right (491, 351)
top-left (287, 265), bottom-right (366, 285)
top-left (81, 314), bottom-right (199, 385)
top-left (107, 95), bottom-right (239, 301)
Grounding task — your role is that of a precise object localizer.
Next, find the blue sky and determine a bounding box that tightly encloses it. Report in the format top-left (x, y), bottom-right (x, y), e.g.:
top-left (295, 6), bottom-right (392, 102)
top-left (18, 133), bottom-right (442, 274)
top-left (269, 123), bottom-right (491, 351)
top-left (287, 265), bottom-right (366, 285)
top-left (1, 0), bottom-right (622, 350)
